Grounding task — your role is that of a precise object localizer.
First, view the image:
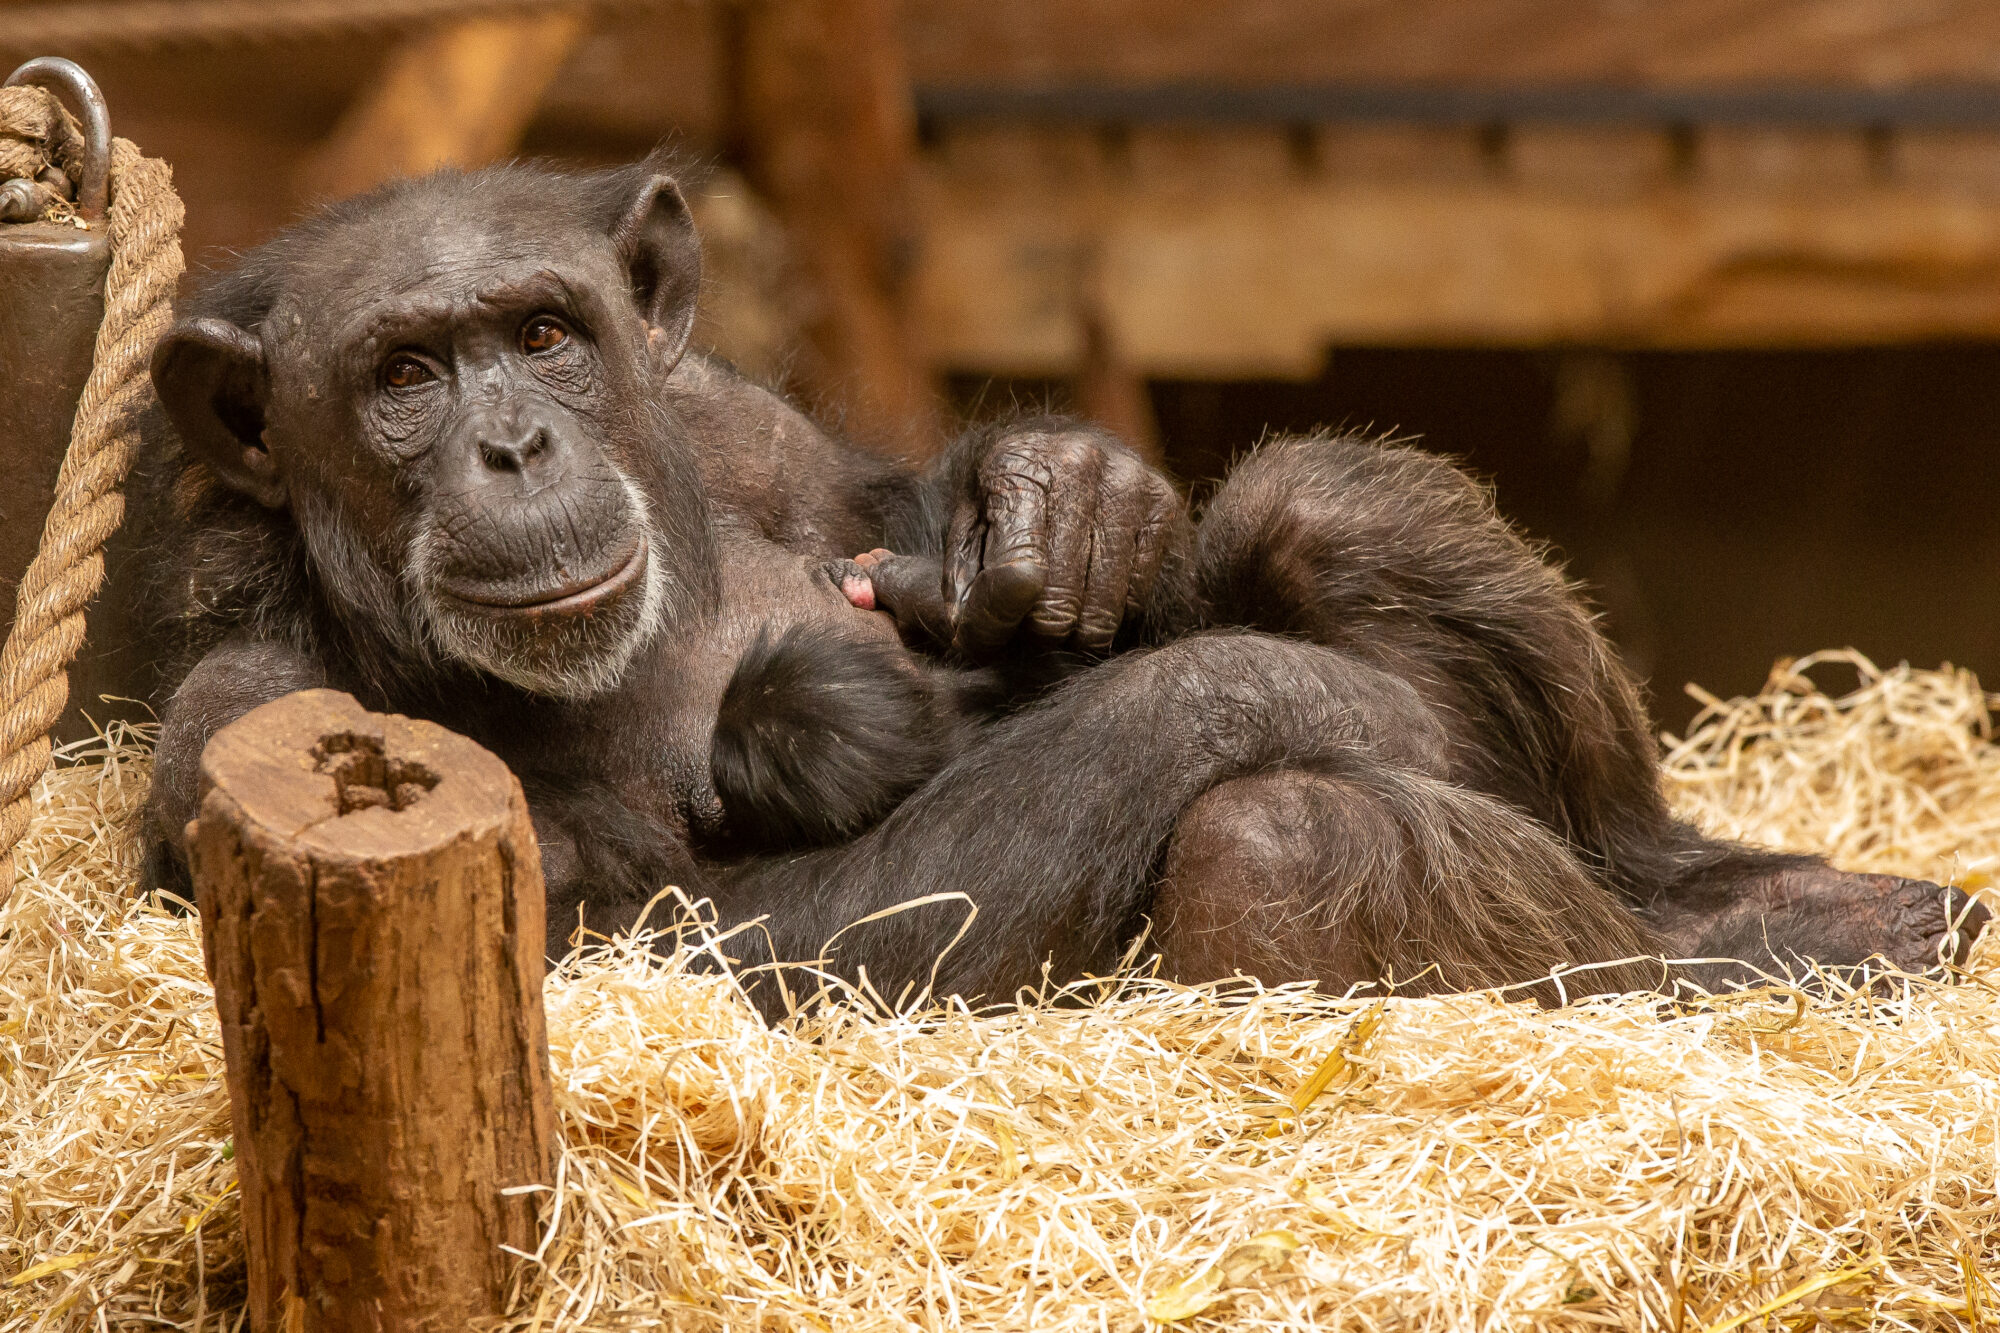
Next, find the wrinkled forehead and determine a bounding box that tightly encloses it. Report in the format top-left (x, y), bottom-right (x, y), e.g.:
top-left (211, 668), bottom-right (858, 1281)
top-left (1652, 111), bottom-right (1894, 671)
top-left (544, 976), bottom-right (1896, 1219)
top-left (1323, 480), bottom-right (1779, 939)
top-left (269, 201), bottom-right (626, 353)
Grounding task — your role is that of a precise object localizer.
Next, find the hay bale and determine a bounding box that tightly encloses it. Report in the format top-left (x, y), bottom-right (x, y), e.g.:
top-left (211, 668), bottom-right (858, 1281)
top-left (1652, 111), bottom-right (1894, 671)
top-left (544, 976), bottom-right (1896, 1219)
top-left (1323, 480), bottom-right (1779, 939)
top-left (2, 654), bottom-right (1997, 1331)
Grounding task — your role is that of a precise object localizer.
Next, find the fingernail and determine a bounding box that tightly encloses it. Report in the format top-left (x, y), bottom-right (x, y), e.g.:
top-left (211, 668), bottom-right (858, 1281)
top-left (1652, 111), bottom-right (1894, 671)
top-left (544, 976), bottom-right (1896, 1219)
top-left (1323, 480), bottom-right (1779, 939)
top-left (840, 575), bottom-right (876, 611)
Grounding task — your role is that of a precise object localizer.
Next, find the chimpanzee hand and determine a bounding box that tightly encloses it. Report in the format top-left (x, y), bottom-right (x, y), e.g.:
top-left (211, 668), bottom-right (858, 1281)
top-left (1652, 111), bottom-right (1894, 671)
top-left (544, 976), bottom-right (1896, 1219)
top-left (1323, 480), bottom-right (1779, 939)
top-left (943, 424), bottom-right (1184, 656)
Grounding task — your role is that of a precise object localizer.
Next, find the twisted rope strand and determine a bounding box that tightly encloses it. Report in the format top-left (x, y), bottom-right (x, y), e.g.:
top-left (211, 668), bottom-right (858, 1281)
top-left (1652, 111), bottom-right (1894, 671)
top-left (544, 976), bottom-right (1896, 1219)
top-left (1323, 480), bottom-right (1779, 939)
top-left (0, 97), bottom-right (184, 896)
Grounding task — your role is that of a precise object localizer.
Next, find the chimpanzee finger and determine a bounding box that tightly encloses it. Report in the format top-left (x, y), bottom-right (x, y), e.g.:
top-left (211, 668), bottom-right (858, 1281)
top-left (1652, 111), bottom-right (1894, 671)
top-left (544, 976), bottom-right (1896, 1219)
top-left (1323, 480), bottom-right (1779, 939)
top-left (857, 550), bottom-right (955, 647)
top-left (826, 557), bottom-right (879, 610)
top-left (956, 561), bottom-right (1047, 655)
top-left (1125, 480), bottom-right (1179, 620)
top-left (1025, 445), bottom-right (1098, 640)
top-left (1073, 453), bottom-right (1159, 650)
top-left (953, 454), bottom-right (1051, 654)
top-left (1074, 520), bottom-right (1133, 652)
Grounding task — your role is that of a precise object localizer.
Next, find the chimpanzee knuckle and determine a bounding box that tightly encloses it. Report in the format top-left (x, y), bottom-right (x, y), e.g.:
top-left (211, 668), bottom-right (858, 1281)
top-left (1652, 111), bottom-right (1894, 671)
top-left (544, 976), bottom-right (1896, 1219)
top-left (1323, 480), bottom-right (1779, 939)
top-left (1051, 434), bottom-right (1102, 477)
top-left (1100, 444), bottom-right (1146, 490)
top-left (980, 442), bottom-right (1057, 494)
top-left (1027, 587), bottom-right (1084, 637)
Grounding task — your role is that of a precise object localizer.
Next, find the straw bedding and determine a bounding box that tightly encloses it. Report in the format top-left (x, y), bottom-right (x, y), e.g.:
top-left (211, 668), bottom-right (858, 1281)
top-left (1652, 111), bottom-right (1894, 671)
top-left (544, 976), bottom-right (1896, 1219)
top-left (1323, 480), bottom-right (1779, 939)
top-left (2, 651), bottom-right (1997, 1331)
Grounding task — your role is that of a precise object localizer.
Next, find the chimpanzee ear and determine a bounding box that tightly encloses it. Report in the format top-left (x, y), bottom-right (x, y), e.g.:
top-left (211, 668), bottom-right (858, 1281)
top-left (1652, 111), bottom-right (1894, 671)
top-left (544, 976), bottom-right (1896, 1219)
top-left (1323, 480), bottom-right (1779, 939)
top-left (152, 318), bottom-right (286, 509)
top-left (612, 174), bottom-right (701, 372)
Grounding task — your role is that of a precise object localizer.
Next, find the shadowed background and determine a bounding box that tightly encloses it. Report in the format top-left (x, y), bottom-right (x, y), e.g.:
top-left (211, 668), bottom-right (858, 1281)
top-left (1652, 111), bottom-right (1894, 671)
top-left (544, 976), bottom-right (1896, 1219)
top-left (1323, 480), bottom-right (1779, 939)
top-left (10, 0), bottom-right (2000, 728)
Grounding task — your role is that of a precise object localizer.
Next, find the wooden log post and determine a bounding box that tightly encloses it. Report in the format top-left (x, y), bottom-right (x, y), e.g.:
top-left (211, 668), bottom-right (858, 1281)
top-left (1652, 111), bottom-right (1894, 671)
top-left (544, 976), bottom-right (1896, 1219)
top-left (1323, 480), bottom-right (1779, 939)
top-left (732, 0), bottom-right (942, 458)
top-left (188, 689), bottom-right (555, 1333)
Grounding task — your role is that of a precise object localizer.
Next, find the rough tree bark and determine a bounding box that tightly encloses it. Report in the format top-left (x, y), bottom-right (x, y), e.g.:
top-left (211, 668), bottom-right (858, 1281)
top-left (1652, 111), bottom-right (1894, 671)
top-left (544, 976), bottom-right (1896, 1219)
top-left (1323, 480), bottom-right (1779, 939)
top-left (188, 688), bottom-right (555, 1333)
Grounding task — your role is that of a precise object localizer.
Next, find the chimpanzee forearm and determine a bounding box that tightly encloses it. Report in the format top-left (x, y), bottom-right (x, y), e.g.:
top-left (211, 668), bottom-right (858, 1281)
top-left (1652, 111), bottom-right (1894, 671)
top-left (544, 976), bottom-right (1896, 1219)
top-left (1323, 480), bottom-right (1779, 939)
top-left (670, 357), bottom-right (1191, 658)
top-left (140, 636), bottom-right (329, 897)
top-left (708, 632), bottom-right (1449, 1018)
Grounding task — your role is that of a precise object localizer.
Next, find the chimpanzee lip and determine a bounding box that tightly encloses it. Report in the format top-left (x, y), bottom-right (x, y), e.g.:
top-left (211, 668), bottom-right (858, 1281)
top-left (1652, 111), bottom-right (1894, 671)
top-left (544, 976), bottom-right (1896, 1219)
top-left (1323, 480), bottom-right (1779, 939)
top-left (436, 535), bottom-right (649, 617)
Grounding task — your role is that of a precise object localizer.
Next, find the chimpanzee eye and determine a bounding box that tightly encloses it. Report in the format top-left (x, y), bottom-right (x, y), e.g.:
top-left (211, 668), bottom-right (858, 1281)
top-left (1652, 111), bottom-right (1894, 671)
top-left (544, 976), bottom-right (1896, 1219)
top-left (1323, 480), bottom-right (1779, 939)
top-left (381, 354), bottom-right (435, 390)
top-left (521, 315), bottom-right (570, 354)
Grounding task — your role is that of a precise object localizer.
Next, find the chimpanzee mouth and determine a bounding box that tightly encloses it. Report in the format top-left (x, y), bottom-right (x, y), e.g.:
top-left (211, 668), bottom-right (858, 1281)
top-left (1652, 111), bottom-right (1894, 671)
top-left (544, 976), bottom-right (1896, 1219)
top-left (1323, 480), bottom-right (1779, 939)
top-left (435, 534), bottom-right (651, 618)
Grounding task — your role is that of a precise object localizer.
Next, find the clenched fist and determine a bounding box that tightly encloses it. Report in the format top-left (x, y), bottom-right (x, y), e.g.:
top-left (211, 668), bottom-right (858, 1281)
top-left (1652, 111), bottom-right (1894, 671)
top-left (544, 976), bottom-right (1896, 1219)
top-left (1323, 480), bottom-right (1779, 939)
top-left (941, 424), bottom-right (1184, 656)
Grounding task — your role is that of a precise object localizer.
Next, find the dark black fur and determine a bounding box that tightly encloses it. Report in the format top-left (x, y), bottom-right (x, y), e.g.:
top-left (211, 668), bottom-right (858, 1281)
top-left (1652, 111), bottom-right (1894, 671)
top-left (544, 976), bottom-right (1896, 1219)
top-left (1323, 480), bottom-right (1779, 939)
top-left (123, 156), bottom-right (1986, 1022)
top-left (711, 623), bottom-right (987, 849)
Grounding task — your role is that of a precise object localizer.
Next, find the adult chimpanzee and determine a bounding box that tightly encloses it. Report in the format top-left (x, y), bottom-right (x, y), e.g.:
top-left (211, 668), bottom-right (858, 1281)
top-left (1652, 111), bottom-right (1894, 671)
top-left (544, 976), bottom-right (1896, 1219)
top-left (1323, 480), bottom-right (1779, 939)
top-left (127, 156), bottom-right (1984, 1017)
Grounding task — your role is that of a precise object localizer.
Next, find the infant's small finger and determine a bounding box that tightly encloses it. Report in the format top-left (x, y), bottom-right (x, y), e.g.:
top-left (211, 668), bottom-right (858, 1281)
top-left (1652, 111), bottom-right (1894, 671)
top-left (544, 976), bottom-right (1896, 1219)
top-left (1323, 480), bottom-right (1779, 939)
top-left (823, 560), bottom-right (877, 610)
top-left (866, 553), bottom-right (955, 645)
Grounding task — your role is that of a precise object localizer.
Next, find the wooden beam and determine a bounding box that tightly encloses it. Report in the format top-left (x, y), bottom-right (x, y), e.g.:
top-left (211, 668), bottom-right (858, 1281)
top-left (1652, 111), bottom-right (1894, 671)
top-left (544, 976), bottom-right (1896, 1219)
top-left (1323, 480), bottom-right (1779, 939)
top-left (902, 0), bottom-right (2000, 89)
top-left (1072, 251), bottom-right (1161, 462)
top-left (294, 9), bottom-right (585, 203)
top-left (733, 0), bottom-right (940, 457)
top-left (916, 124), bottom-right (2000, 374)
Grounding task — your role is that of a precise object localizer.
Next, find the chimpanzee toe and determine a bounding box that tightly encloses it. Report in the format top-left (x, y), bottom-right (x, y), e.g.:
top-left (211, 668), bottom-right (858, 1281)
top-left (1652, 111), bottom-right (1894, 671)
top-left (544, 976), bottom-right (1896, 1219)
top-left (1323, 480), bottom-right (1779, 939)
top-left (1661, 865), bottom-right (1989, 989)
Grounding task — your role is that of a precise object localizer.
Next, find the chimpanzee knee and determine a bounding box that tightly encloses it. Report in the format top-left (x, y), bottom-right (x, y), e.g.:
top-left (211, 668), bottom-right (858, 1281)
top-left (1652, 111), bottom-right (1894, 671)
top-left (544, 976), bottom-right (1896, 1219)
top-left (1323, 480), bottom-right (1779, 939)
top-left (1153, 771), bottom-right (1383, 989)
top-left (1153, 764), bottom-right (1674, 1001)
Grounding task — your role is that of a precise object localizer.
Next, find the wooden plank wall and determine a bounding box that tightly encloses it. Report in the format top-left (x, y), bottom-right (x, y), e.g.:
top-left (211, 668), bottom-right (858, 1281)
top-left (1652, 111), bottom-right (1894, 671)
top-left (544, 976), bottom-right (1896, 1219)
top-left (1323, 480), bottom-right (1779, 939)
top-left (15, 0), bottom-right (2000, 404)
top-left (916, 121), bottom-right (2000, 376)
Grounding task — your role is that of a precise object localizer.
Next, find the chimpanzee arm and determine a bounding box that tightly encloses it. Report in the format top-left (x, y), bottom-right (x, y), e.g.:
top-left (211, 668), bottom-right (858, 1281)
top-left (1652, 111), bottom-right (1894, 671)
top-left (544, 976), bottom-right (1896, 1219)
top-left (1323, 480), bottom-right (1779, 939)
top-left (706, 632), bottom-right (1454, 1018)
top-left (139, 635), bottom-right (329, 898)
top-left (668, 357), bottom-right (1191, 657)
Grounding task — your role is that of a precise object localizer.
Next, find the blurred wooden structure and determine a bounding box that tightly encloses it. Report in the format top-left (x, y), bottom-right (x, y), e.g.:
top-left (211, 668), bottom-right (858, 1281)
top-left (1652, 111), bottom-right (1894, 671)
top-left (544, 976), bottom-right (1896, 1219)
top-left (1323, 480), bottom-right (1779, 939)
top-left (15, 0), bottom-right (2000, 450)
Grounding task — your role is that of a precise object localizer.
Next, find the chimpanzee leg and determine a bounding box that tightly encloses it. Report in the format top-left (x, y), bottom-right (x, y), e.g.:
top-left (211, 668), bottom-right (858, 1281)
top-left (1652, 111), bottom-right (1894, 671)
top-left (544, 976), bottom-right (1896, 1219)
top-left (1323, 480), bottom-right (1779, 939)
top-left (1173, 433), bottom-right (1988, 973)
top-left (713, 631), bottom-right (1665, 1018)
top-left (1153, 769), bottom-right (1671, 1001)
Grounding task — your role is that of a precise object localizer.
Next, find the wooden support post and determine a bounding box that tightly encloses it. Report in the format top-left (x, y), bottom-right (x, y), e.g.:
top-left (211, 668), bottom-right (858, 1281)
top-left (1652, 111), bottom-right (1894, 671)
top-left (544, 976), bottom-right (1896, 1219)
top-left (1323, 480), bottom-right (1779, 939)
top-left (1073, 249), bottom-right (1162, 466)
top-left (733, 0), bottom-right (941, 457)
top-left (188, 689), bottom-right (555, 1333)
top-left (293, 9), bottom-right (585, 204)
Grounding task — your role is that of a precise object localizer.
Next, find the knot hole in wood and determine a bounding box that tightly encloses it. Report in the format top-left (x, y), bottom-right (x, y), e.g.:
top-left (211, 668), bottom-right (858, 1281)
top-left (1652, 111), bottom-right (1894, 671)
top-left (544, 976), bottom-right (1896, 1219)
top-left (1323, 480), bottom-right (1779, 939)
top-left (312, 730), bottom-right (440, 815)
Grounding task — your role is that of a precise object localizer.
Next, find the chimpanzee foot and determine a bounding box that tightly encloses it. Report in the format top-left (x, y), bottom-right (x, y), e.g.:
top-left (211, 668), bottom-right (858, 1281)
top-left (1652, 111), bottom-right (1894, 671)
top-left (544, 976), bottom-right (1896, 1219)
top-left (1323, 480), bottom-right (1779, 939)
top-left (1650, 860), bottom-right (1989, 991)
top-left (137, 837), bottom-right (197, 913)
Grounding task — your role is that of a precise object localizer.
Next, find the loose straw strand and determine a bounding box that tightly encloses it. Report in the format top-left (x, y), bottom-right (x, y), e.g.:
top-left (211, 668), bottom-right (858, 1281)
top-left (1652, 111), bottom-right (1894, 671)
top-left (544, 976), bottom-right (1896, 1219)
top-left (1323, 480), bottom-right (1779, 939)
top-left (0, 89), bottom-right (184, 898)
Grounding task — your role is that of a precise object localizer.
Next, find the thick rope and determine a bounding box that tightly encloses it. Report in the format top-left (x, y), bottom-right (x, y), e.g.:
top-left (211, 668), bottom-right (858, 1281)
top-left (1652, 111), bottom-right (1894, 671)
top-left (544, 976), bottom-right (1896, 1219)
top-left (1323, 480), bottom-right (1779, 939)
top-left (0, 89), bottom-right (184, 898)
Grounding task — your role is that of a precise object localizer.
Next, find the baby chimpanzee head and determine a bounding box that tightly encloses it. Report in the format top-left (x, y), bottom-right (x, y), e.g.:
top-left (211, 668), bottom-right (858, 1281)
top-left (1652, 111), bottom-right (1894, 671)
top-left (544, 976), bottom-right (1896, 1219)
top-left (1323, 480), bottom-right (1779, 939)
top-left (150, 159), bottom-right (717, 699)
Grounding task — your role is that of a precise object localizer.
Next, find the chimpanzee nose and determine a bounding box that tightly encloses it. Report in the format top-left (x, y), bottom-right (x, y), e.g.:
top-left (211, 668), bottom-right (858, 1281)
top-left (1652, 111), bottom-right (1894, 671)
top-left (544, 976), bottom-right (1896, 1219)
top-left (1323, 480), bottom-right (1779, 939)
top-left (478, 423), bottom-right (549, 473)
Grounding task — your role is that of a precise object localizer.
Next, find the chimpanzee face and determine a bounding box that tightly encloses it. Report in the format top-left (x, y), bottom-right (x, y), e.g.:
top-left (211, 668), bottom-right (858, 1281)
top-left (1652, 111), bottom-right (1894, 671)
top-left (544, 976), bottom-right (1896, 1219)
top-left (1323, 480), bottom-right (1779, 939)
top-left (152, 166), bottom-right (706, 699)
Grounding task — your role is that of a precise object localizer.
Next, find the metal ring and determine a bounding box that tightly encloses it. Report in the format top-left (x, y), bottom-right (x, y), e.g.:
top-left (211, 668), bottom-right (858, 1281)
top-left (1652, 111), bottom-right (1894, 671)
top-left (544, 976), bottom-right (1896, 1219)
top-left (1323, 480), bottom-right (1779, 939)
top-left (4, 56), bottom-right (112, 223)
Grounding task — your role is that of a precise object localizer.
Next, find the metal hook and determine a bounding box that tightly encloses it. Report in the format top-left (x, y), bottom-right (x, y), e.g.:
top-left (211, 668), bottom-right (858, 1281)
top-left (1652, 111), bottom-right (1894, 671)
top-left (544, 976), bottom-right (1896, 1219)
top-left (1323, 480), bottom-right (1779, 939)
top-left (4, 56), bottom-right (111, 224)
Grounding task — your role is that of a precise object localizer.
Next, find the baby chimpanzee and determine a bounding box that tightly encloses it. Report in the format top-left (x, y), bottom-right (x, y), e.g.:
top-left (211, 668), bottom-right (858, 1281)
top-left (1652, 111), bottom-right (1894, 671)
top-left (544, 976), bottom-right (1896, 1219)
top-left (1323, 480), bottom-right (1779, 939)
top-left (698, 538), bottom-right (983, 852)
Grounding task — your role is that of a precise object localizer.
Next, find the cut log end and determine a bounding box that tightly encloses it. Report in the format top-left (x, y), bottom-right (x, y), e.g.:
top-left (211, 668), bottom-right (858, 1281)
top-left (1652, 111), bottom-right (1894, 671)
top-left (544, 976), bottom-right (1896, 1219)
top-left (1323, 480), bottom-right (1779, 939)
top-left (189, 688), bottom-right (553, 1333)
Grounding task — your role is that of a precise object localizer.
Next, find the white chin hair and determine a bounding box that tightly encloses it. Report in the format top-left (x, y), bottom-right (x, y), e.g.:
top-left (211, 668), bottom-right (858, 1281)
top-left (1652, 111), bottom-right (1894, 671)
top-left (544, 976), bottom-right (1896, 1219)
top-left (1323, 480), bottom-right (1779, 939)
top-left (423, 552), bottom-right (666, 701)
top-left (407, 476), bottom-right (672, 700)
